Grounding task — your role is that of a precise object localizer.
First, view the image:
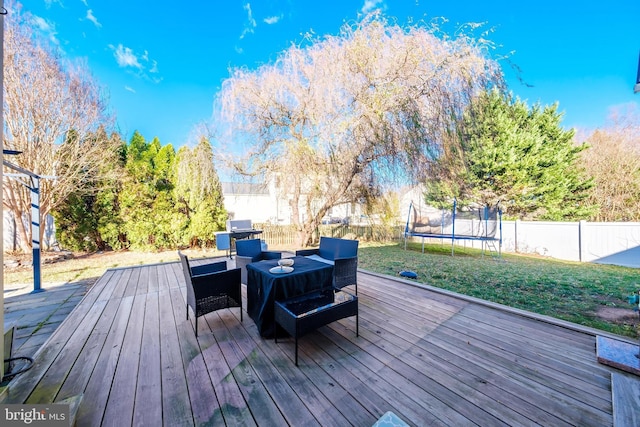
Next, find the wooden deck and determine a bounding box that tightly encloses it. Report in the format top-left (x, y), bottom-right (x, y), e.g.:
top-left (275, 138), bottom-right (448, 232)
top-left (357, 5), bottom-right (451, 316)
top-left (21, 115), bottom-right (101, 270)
top-left (0, 258), bottom-right (633, 426)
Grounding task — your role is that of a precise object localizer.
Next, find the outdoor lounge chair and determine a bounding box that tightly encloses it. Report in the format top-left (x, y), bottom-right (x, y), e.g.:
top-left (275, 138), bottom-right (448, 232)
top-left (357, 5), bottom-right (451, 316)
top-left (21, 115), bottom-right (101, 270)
top-left (235, 239), bottom-right (282, 284)
top-left (296, 236), bottom-right (359, 294)
top-left (178, 251), bottom-right (242, 337)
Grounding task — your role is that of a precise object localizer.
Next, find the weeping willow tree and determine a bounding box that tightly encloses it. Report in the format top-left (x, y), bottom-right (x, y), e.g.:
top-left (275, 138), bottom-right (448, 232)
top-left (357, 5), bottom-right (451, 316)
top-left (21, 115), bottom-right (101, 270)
top-left (174, 138), bottom-right (227, 247)
top-left (213, 14), bottom-right (504, 246)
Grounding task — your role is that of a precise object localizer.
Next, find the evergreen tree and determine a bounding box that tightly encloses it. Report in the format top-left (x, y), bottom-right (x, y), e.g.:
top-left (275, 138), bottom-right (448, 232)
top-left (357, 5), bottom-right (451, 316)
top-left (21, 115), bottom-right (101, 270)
top-left (429, 90), bottom-right (595, 220)
top-left (174, 138), bottom-right (227, 247)
top-left (119, 132), bottom-right (178, 249)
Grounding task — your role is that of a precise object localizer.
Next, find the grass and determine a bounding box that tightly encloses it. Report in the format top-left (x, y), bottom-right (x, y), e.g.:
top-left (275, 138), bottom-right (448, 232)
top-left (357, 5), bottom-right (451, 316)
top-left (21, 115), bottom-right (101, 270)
top-left (358, 242), bottom-right (640, 338)
top-left (3, 242), bottom-right (639, 338)
top-left (2, 249), bottom-right (223, 289)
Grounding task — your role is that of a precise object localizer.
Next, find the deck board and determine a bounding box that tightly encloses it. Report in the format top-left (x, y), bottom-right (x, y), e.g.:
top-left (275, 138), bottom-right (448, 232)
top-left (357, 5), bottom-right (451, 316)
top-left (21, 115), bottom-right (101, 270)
top-left (133, 290), bottom-right (162, 427)
top-left (2, 258), bottom-right (631, 426)
top-left (2, 269), bottom-right (117, 405)
top-left (159, 270), bottom-right (195, 427)
top-left (359, 278), bottom-right (612, 425)
top-left (102, 293), bottom-right (145, 425)
top-left (75, 295), bottom-right (135, 426)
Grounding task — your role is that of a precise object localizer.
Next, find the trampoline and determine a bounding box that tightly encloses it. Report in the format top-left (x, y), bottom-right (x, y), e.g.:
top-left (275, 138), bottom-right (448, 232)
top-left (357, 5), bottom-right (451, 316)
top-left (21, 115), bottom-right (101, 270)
top-left (403, 199), bottom-right (502, 257)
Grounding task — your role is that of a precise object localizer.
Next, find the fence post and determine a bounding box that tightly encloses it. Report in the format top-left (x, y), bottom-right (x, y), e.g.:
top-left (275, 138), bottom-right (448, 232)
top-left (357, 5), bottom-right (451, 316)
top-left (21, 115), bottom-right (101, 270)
top-left (514, 219), bottom-right (520, 253)
top-left (578, 220), bottom-right (586, 263)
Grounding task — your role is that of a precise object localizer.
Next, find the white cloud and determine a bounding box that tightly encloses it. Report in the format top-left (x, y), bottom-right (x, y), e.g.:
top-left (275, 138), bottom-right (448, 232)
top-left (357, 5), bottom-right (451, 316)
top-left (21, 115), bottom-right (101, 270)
top-left (361, 0), bottom-right (386, 14)
top-left (125, 86), bottom-right (136, 93)
top-left (31, 15), bottom-right (60, 45)
top-left (32, 15), bottom-right (53, 32)
top-left (86, 9), bottom-right (101, 28)
top-left (109, 44), bottom-right (162, 83)
top-left (109, 44), bottom-right (143, 69)
top-left (264, 15), bottom-right (282, 25)
top-left (45, 0), bottom-right (64, 8)
top-left (240, 2), bottom-right (257, 39)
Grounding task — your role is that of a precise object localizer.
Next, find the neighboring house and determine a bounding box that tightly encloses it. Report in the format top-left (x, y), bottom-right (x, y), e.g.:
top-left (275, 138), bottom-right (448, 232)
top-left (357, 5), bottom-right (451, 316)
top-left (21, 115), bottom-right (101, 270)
top-left (220, 181), bottom-right (365, 225)
top-left (221, 181), bottom-right (291, 224)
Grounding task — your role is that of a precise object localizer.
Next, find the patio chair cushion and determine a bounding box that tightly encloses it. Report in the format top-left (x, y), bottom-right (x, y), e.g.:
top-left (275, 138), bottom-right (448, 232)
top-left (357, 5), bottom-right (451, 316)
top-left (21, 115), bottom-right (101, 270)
top-left (235, 239), bottom-right (282, 284)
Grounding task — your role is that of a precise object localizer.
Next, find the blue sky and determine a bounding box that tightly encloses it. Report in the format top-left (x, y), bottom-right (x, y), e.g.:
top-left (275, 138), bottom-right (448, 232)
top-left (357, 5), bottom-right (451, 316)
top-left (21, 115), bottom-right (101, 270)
top-left (22, 0), bottom-right (640, 147)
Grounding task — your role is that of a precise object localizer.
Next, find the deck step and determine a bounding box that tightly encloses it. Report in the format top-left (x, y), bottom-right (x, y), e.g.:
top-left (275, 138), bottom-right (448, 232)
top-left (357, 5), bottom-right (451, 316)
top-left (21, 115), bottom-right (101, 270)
top-left (612, 373), bottom-right (640, 427)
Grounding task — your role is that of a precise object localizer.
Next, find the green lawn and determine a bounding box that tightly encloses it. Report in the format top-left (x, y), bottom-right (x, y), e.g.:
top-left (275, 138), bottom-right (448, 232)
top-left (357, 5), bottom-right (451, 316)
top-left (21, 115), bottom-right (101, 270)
top-left (358, 242), bottom-right (640, 339)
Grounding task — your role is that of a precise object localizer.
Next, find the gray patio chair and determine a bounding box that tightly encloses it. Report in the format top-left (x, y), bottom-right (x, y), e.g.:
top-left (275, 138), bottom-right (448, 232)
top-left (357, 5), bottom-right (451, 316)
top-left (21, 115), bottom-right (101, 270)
top-left (235, 239), bottom-right (282, 284)
top-left (178, 251), bottom-right (242, 337)
top-left (296, 237), bottom-right (359, 294)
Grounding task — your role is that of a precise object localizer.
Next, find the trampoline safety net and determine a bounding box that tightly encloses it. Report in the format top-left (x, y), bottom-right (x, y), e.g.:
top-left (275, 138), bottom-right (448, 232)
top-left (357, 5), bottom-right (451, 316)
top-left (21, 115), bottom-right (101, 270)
top-left (405, 200), bottom-right (501, 240)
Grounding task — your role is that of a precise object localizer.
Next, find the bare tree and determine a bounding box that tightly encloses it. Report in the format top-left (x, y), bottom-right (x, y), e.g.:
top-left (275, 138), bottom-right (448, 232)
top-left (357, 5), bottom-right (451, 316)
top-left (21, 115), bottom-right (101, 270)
top-left (581, 106), bottom-right (640, 221)
top-left (3, 3), bottom-right (117, 251)
top-left (213, 15), bottom-right (503, 245)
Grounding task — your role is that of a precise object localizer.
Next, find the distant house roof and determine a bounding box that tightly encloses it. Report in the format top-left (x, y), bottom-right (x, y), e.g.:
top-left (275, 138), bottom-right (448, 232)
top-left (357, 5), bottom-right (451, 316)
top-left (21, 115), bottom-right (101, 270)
top-left (221, 182), bottom-right (269, 195)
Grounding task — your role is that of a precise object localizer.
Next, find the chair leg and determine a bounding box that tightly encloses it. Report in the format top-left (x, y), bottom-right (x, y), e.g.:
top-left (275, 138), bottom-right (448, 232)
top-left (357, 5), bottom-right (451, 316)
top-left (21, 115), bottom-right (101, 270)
top-left (195, 317), bottom-right (198, 338)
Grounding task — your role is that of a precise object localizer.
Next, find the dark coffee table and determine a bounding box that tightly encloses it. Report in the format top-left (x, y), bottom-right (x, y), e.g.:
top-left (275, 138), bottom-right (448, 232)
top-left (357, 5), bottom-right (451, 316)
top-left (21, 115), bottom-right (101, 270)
top-left (246, 256), bottom-right (334, 337)
top-left (274, 287), bottom-right (358, 365)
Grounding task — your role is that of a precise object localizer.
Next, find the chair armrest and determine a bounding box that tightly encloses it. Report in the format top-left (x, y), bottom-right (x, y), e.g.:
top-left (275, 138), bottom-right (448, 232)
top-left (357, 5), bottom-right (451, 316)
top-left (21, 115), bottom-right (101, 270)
top-left (333, 256), bottom-right (358, 290)
top-left (261, 251), bottom-right (282, 260)
top-left (296, 248), bottom-right (319, 257)
top-left (334, 256), bottom-right (357, 263)
top-left (191, 261), bottom-right (227, 276)
top-left (235, 255), bottom-right (253, 269)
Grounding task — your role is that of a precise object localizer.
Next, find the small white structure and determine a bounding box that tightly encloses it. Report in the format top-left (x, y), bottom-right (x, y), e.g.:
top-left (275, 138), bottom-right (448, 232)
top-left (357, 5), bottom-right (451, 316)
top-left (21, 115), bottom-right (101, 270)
top-left (220, 181), bottom-right (364, 225)
top-left (221, 182), bottom-right (287, 224)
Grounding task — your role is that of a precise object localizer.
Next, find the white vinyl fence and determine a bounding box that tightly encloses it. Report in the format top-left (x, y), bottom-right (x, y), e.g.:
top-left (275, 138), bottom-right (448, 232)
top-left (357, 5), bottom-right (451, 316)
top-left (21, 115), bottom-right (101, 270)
top-left (429, 220), bottom-right (640, 268)
top-left (502, 220), bottom-right (640, 267)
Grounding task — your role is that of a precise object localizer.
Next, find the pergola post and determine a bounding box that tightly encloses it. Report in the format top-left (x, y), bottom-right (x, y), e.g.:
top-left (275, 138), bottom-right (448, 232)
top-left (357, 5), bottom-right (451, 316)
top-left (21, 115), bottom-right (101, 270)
top-left (1, 0), bottom-right (6, 381)
top-left (3, 163), bottom-right (45, 294)
top-left (30, 176), bottom-right (42, 292)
